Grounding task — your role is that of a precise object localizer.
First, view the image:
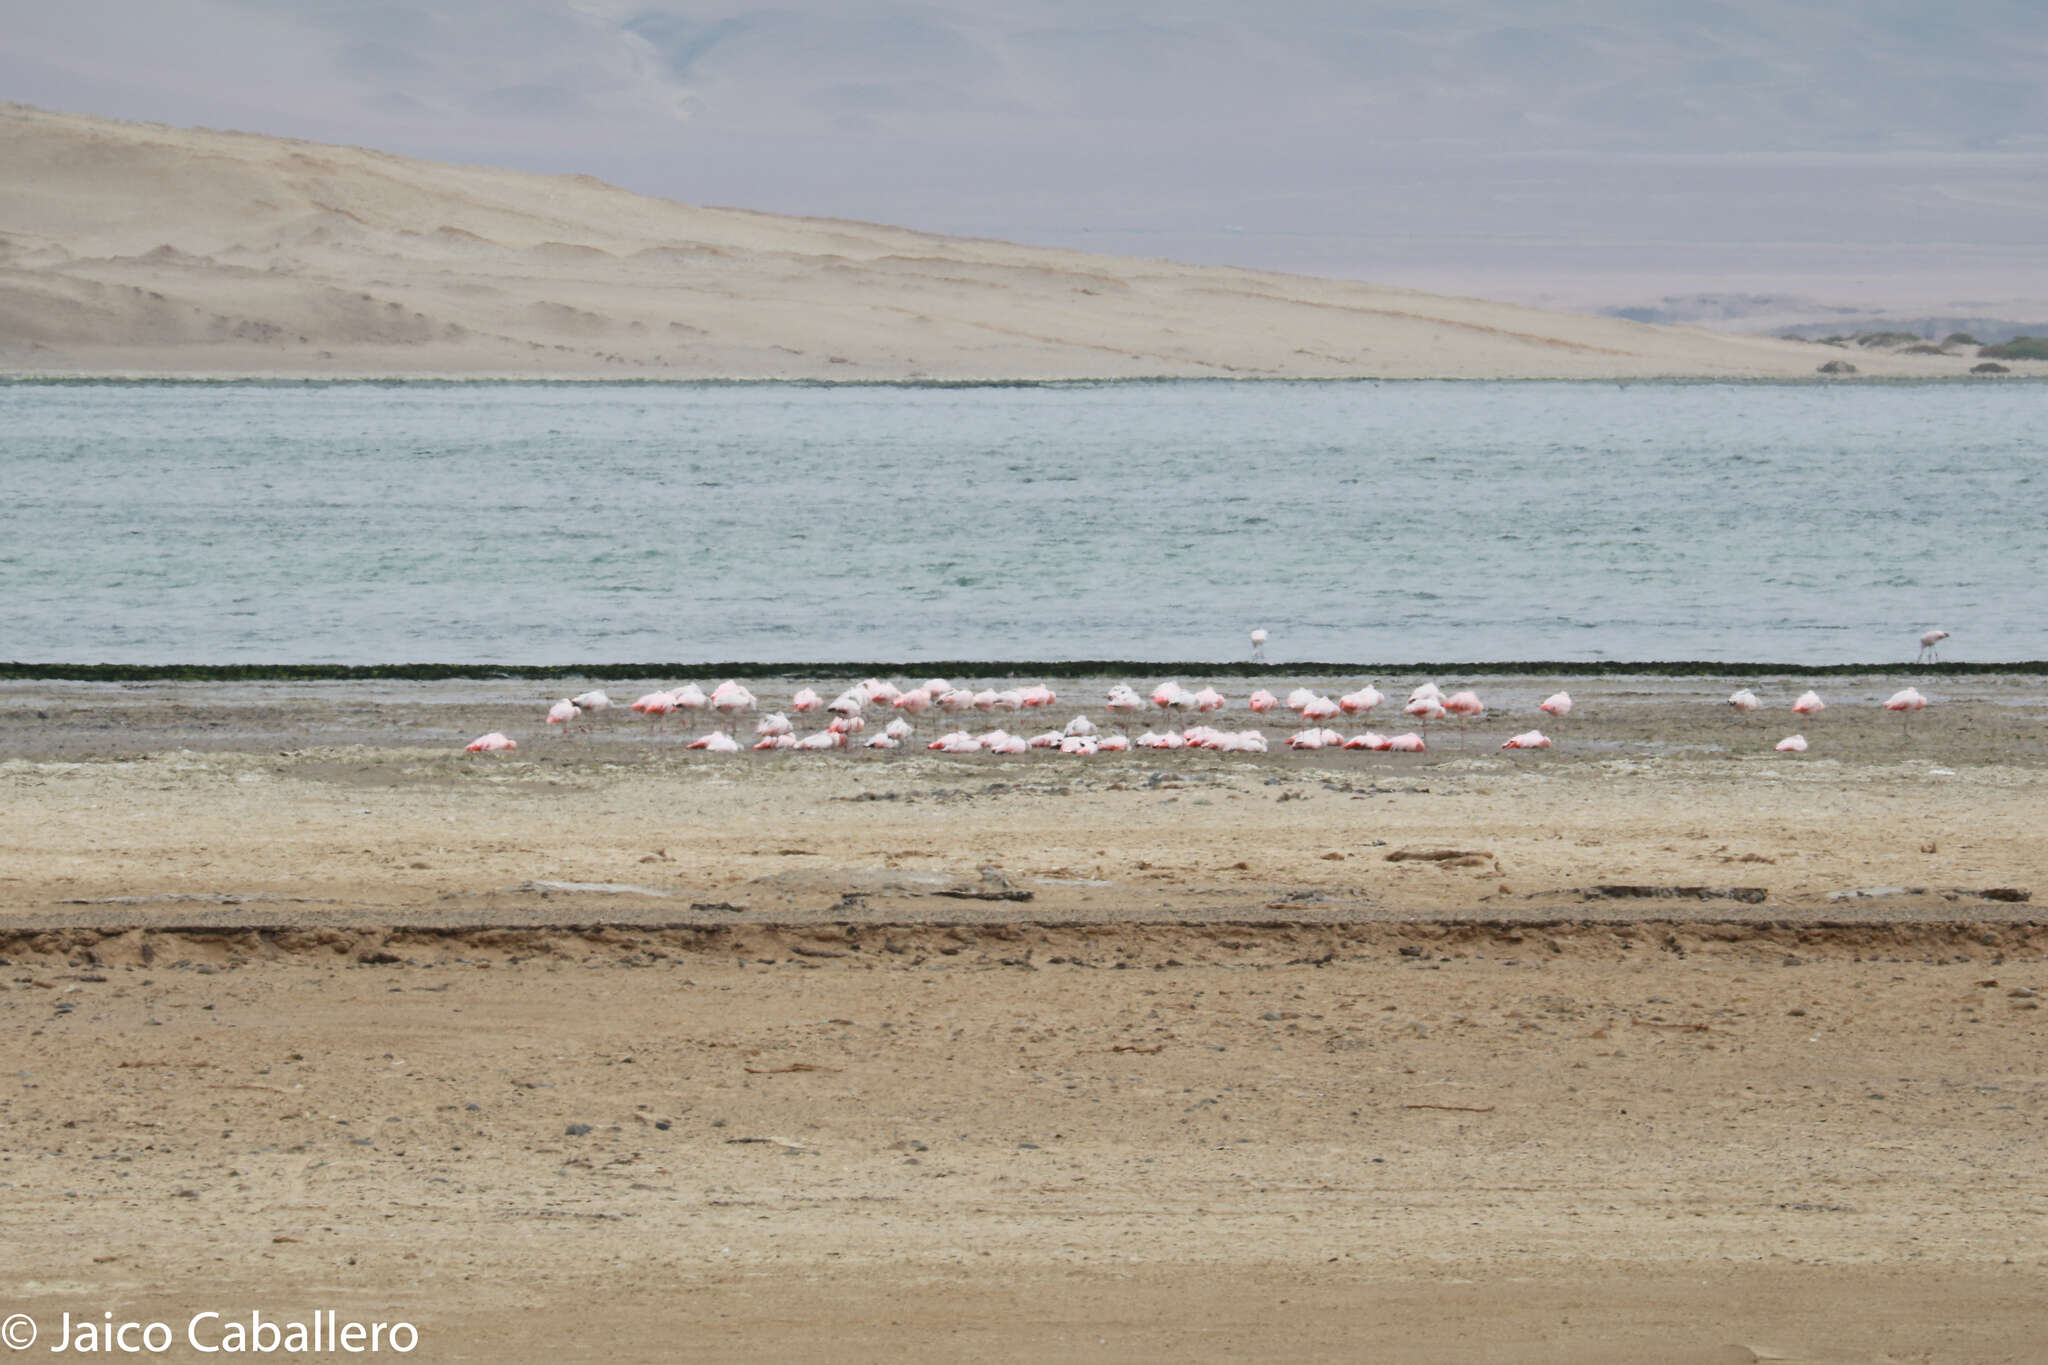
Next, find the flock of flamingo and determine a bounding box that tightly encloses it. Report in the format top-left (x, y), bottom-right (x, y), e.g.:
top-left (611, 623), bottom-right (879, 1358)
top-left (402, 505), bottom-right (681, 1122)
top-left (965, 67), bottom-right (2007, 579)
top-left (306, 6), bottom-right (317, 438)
top-left (460, 671), bottom-right (1935, 758)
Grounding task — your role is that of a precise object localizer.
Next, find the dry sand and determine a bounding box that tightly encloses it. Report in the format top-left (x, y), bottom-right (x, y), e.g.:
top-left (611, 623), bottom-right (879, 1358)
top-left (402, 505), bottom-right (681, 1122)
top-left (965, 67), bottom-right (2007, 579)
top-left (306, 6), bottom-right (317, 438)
top-left (2, 674), bottom-right (2045, 1360)
top-left (4, 104), bottom-right (2031, 384)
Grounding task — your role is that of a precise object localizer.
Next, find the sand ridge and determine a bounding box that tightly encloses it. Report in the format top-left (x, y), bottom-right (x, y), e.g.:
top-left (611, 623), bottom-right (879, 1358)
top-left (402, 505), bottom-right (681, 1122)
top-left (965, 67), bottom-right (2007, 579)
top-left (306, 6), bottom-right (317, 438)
top-left (2, 104), bottom-right (2026, 383)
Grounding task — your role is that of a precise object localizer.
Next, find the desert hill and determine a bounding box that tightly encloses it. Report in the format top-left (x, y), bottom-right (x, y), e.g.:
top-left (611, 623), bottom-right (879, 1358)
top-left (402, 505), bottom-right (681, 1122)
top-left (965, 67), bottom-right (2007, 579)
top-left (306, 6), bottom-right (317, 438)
top-left (0, 104), bottom-right (2002, 381)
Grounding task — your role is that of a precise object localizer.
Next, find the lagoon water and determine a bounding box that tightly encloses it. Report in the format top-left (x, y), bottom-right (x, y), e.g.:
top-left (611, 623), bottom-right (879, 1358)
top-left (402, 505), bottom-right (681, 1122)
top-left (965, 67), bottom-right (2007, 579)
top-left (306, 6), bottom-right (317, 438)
top-left (2, 379), bottom-right (2042, 666)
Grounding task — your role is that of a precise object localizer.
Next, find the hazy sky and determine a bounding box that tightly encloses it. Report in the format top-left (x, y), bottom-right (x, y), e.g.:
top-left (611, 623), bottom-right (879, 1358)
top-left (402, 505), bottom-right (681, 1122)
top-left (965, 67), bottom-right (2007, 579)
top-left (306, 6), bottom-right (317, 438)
top-left (6, 2), bottom-right (2045, 309)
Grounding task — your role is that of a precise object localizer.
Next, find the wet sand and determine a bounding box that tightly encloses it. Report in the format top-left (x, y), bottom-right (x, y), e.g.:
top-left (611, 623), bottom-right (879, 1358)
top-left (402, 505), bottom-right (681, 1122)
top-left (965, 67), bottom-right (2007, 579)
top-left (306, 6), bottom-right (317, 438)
top-left (2, 673), bottom-right (2045, 1360)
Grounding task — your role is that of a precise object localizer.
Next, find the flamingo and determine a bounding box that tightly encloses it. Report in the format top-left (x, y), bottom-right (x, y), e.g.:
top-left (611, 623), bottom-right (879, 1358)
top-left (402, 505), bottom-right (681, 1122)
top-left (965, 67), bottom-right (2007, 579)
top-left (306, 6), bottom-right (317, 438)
top-left (1727, 689), bottom-right (1760, 721)
top-left (708, 681), bottom-right (756, 731)
top-left (1438, 689), bottom-right (1484, 748)
top-left (571, 690), bottom-right (611, 725)
top-left (1300, 695), bottom-right (1341, 725)
top-left (1917, 629), bottom-right (1949, 663)
top-left (1250, 627), bottom-right (1269, 662)
top-left (1385, 733), bottom-right (1427, 753)
top-left (1885, 687), bottom-right (1928, 740)
top-left (1105, 685), bottom-right (1147, 731)
top-left (1538, 691), bottom-right (1572, 719)
top-left (1192, 686), bottom-right (1227, 714)
top-left (464, 732), bottom-right (517, 753)
top-left (1064, 714), bottom-right (1098, 737)
top-left (791, 687), bottom-right (823, 714)
top-left (866, 734), bottom-right (902, 750)
top-left (1792, 690), bottom-right (1825, 719)
top-left (892, 687), bottom-right (934, 740)
top-left (1775, 734), bottom-right (1808, 753)
top-left (753, 733), bottom-right (797, 751)
top-left (1339, 686), bottom-right (1384, 720)
top-left (686, 731), bottom-right (741, 753)
top-left (1097, 734), bottom-right (1131, 752)
top-left (1501, 729), bottom-right (1552, 750)
top-left (883, 716), bottom-right (913, 743)
top-left (673, 682), bottom-right (709, 719)
top-left (1152, 681), bottom-right (1195, 723)
top-left (1402, 695), bottom-right (1447, 737)
top-left (756, 712), bottom-right (794, 738)
top-left (546, 698), bottom-right (581, 732)
top-left (1247, 689), bottom-right (1279, 715)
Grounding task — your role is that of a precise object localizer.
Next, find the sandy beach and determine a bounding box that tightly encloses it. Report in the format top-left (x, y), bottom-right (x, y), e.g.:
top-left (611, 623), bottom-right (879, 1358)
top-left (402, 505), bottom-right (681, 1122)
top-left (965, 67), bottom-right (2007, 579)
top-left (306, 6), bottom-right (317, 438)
top-left (3, 673), bottom-right (2044, 1360)
top-left (5, 104), bottom-right (2036, 384)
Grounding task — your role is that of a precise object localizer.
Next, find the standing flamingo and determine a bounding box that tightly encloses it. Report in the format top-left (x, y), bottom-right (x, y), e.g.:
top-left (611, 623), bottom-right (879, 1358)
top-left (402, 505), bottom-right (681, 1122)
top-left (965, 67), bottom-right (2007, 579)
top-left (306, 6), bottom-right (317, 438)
top-left (1727, 689), bottom-right (1760, 722)
top-left (1443, 690), bottom-right (1484, 747)
top-left (1792, 690), bottom-right (1825, 720)
top-left (1917, 629), bottom-right (1949, 663)
top-left (1339, 685), bottom-right (1384, 722)
top-left (1250, 627), bottom-right (1269, 662)
top-left (1884, 687), bottom-right (1927, 740)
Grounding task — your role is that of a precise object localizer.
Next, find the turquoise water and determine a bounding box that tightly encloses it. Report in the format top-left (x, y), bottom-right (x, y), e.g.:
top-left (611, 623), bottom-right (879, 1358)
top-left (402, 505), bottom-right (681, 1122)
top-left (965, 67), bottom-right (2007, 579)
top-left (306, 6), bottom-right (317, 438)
top-left (1, 379), bottom-right (2041, 665)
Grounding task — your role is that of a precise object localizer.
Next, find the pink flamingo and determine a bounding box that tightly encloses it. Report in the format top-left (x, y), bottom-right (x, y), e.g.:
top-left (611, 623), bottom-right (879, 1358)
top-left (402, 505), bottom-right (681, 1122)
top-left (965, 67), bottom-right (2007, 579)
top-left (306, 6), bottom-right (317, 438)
top-left (1501, 729), bottom-right (1551, 750)
top-left (1340, 686), bottom-right (1384, 721)
top-left (1917, 629), bottom-right (1949, 663)
top-left (1247, 689), bottom-right (1279, 715)
top-left (1792, 690), bottom-right (1825, 720)
top-left (465, 732), bottom-right (517, 753)
top-left (1728, 689), bottom-right (1760, 723)
top-left (546, 698), bottom-right (581, 733)
top-left (1775, 734), bottom-right (1808, 753)
top-left (1884, 687), bottom-right (1927, 740)
top-left (1402, 694), bottom-right (1447, 738)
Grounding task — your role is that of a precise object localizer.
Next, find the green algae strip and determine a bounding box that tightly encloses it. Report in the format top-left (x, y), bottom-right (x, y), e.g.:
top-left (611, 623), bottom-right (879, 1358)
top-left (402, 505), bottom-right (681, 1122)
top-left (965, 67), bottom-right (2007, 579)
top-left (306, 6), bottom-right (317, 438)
top-left (4, 660), bottom-right (2041, 683)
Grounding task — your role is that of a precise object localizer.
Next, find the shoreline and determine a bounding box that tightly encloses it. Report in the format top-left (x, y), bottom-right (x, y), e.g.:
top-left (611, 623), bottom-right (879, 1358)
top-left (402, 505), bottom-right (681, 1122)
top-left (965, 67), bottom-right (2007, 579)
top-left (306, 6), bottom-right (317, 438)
top-left (7, 661), bottom-right (2041, 680)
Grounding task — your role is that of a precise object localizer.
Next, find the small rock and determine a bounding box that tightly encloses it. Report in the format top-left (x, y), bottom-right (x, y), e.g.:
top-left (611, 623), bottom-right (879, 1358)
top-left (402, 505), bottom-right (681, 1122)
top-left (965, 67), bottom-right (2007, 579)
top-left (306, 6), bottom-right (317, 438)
top-left (565, 1123), bottom-right (593, 1136)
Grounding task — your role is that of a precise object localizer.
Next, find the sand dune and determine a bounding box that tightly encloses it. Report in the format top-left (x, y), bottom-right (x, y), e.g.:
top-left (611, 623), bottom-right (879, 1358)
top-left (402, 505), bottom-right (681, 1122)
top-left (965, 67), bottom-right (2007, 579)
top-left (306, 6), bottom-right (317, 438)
top-left (0, 103), bottom-right (2014, 381)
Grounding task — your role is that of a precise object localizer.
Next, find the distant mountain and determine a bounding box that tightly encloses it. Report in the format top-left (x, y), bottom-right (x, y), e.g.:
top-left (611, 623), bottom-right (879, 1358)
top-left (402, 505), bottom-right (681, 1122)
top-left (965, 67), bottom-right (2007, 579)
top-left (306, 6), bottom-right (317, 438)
top-left (1601, 294), bottom-right (2048, 344)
